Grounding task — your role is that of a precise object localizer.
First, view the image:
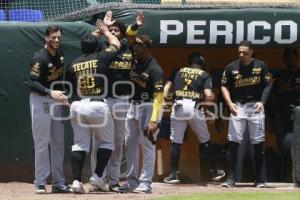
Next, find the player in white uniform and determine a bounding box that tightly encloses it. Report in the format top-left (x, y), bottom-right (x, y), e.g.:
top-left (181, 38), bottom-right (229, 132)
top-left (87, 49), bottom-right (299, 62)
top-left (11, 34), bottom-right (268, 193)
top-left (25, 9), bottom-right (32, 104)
top-left (90, 11), bottom-right (144, 192)
top-left (163, 52), bottom-right (225, 184)
top-left (221, 41), bottom-right (272, 188)
top-left (28, 25), bottom-right (70, 194)
top-left (65, 20), bottom-right (121, 193)
top-left (117, 35), bottom-right (164, 194)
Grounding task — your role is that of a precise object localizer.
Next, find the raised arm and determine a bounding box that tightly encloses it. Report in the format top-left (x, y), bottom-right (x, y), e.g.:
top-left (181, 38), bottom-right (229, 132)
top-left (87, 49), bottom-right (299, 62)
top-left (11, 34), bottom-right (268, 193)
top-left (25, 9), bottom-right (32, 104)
top-left (96, 19), bottom-right (121, 50)
top-left (103, 10), bottom-right (116, 27)
top-left (92, 10), bottom-right (115, 38)
top-left (126, 11), bottom-right (144, 44)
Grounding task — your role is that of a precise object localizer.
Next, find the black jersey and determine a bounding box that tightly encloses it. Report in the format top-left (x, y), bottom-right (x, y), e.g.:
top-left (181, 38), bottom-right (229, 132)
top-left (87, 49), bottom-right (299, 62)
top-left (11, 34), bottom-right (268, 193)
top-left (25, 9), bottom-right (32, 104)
top-left (107, 40), bottom-right (134, 97)
top-left (29, 48), bottom-right (64, 96)
top-left (65, 45), bottom-right (118, 100)
top-left (173, 66), bottom-right (212, 101)
top-left (221, 58), bottom-right (272, 103)
top-left (273, 68), bottom-right (300, 105)
top-left (130, 57), bottom-right (164, 100)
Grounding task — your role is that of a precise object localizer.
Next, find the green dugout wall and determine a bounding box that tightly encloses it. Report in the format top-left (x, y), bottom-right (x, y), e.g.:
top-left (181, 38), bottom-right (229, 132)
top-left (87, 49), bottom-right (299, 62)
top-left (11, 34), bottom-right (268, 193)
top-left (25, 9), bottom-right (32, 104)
top-left (0, 8), bottom-right (299, 182)
top-left (0, 23), bottom-right (92, 159)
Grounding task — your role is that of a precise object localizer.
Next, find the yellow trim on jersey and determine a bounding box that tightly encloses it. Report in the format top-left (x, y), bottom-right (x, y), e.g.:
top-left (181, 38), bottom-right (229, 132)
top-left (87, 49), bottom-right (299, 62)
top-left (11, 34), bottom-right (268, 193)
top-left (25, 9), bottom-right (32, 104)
top-left (150, 92), bottom-right (164, 123)
top-left (126, 25), bottom-right (138, 36)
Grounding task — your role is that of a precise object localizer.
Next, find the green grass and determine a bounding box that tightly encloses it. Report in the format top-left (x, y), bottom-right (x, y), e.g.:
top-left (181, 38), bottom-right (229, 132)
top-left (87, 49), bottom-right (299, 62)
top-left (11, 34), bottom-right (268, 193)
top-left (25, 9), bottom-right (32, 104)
top-left (154, 192), bottom-right (300, 200)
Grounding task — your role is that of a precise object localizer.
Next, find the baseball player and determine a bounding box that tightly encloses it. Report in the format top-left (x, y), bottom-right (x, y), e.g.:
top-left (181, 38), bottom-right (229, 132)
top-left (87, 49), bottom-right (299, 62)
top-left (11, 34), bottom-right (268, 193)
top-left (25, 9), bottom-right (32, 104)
top-left (271, 47), bottom-right (300, 133)
top-left (117, 35), bottom-right (164, 194)
top-left (269, 47), bottom-right (300, 181)
top-left (221, 40), bottom-right (272, 188)
top-left (28, 25), bottom-right (69, 194)
top-left (65, 20), bottom-right (121, 194)
top-left (163, 52), bottom-right (225, 184)
top-left (90, 11), bottom-right (144, 192)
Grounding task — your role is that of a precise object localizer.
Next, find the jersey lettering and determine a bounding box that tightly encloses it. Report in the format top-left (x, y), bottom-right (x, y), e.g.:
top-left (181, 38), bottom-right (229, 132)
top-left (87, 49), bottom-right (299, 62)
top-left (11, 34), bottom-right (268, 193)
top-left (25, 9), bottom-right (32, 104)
top-left (80, 87), bottom-right (101, 95)
top-left (175, 90), bottom-right (203, 99)
top-left (47, 67), bottom-right (63, 81)
top-left (183, 78), bottom-right (192, 90)
top-left (72, 60), bottom-right (97, 72)
top-left (79, 75), bottom-right (96, 89)
top-left (110, 61), bottom-right (132, 69)
top-left (180, 67), bottom-right (204, 75)
top-left (234, 76), bottom-right (261, 87)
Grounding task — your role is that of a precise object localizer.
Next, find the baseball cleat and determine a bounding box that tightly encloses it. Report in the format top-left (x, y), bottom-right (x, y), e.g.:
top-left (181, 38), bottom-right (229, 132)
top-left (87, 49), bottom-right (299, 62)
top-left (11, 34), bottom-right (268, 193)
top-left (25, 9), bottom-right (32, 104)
top-left (35, 185), bottom-right (46, 194)
top-left (211, 169), bottom-right (226, 182)
top-left (51, 184), bottom-right (71, 193)
top-left (221, 178), bottom-right (235, 188)
top-left (132, 184), bottom-right (152, 194)
top-left (115, 182), bottom-right (134, 193)
top-left (89, 173), bottom-right (109, 192)
top-left (109, 183), bottom-right (120, 192)
top-left (163, 173), bottom-right (180, 184)
top-left (255, 182), bottom-right (267, 188)
top-left (71, 180), bottom-right (85, 194)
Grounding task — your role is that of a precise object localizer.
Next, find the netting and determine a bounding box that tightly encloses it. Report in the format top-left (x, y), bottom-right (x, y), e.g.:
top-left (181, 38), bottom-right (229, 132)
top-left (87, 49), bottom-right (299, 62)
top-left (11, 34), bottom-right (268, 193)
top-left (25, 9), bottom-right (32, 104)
top-left (0, 0), bottom-right (88, 21)
top-left (1, 0), bottom-right (300, 22)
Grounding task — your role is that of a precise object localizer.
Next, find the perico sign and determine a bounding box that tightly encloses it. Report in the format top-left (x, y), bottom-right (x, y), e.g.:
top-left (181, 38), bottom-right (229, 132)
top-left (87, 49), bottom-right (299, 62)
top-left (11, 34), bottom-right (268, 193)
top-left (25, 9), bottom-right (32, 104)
top-left (160, 20), bottom-right (297, 45)
top-left (114, 8), bottom-right (300, 48)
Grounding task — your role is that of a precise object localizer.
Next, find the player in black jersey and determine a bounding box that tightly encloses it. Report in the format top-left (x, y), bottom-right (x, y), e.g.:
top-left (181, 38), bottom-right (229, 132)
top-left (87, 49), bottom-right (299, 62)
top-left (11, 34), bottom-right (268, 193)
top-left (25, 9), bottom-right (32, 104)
top-left (65, 20), bottom-right (121, 193)
top-left (271, 47), bottom-right (300, 131)
top-left (90, 11), bottom-right (144, 192)
top-left (163, 52), bottom-right (225, 184)
top-left (92, 11), bottom-right (143, 98)
top-left (221, 40), bottom-right (272, 188)
top-left (118, 35), bottom-right (164, 194)
top-left (28, 25), bottom-right (69, 194)
top-left (269, 47), bottom-right (300, 181)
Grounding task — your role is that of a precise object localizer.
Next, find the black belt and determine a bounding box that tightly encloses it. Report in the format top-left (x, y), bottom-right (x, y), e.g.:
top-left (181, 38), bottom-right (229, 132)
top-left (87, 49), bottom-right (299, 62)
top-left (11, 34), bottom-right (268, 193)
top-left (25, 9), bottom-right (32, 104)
top-left (90, 99), bottom-right (104, 102)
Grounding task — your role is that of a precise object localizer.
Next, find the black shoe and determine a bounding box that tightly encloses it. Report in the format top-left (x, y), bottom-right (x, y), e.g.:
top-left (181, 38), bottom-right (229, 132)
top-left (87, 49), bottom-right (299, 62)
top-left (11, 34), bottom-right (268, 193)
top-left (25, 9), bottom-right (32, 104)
top-left (109, 183), bottom-right (120, 192)
top-left (222, 178), bottom-right (235, 188)
top-left (51, 184), bottom-right (71, 193)
top-left (116, 183), bottom-right (134, 193)
top-left (211, 169), bottom-right (226, 182)
top-left (35, 185), bottom-right (46, 194)
top-left (163, 173), bottom-right (180, 184)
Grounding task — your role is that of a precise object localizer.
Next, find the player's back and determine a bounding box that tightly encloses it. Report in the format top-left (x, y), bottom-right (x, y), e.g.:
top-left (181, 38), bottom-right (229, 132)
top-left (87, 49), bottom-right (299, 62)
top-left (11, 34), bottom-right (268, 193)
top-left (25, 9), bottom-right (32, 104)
top-left (66, 52), bottom-right (108, 100)
top-left (173, 66), bottom-right (210, 100)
